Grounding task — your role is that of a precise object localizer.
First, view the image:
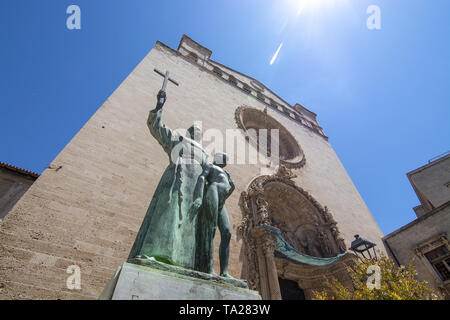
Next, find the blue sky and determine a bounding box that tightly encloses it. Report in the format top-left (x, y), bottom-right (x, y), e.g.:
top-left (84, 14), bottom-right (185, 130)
top-left (0, 0), bottom-right (449, 235)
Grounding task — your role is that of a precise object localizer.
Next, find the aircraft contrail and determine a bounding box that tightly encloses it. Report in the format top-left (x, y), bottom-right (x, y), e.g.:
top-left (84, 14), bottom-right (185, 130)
top-left (270, 42), bottom-right (283, 65)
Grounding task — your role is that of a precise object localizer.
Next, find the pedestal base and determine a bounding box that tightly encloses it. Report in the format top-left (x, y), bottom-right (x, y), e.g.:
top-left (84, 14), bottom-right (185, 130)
top-left (99, 262), bottom-right (261, 300)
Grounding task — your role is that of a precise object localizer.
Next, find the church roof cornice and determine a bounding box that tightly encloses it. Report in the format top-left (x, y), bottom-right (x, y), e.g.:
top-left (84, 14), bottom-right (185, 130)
top-left (154, 37), bottom-right (328, 141)
top-left (382, 200), bottom-right (450, 240)
top-left (407, 152), bottom-right (450, 178)
top-left (207, 59), bottom-right (308, 114)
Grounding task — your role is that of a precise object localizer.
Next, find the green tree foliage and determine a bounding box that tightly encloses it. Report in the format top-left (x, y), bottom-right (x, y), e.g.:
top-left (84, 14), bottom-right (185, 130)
top-left (313, 255), bottom-right (442, 300)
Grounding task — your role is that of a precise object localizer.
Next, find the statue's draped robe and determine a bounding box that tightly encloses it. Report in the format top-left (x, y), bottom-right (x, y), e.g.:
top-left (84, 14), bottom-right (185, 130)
top-left (128, 108), bottom-right (208, 270)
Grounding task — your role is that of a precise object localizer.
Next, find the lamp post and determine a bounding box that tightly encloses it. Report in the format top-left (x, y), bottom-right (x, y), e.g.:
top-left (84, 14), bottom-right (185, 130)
top-left (349, 235), bottom-right (378, 261)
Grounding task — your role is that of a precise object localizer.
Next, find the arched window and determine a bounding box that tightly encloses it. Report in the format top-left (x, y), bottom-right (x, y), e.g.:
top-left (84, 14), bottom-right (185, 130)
top-left (242, 83), bottom-right (252, 94)
top-left (256, 91), bottom-right (265, 102)
top-left (212, 66), bottom-right (223, 77)
top-left (228, 75), bottom-right (238, 86)
top-left (269, 98), bottom-right (281, 110)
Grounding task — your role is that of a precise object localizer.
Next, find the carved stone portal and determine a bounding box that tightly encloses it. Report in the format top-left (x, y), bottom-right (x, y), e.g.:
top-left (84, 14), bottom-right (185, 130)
top-left (238, 166), bottom-right (354, 299)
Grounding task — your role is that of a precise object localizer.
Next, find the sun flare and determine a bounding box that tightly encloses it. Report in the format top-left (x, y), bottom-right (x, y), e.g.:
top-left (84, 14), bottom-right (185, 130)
top-left (291, 0), bottom-right (347, 16)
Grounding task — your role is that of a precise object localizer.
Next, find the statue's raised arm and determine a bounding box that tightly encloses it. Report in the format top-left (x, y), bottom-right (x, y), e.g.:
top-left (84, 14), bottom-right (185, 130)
top-left (147, 90), bottom-right (180, 156)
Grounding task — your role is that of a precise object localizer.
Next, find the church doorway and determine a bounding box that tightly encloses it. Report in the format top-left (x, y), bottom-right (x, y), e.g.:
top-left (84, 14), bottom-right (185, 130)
top-left (278, 277), bottom-right (305, 300)
top-left (239, 166), bottom-right (355, 299)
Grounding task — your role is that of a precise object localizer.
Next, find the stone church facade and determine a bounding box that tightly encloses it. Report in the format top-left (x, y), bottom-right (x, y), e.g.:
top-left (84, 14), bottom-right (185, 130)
top-left (0, 35), bottom-right (384, 299)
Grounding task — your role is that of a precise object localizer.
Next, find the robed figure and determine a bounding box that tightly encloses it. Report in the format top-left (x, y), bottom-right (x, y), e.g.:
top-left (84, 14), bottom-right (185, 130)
top-left (128, 90), bottom-right (208, 270)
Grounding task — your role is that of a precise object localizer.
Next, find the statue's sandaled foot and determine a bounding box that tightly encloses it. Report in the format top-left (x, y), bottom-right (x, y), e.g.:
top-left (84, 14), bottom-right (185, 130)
top-left (219, 272), bottom-right (248, 288)
top-left (209, 270), bottom-right (218, 277)
top-left (220, 272), bottom-right (235, 279)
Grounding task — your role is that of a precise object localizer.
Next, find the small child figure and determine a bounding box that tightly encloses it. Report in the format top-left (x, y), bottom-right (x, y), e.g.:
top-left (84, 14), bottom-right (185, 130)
top-left (190, 152), bottom-right (235, 276)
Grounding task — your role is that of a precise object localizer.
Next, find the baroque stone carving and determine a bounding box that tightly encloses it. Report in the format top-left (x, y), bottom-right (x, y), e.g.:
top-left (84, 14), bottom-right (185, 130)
top-left (238, 166), bottom-right (349, 293)
top-left (274, 164), bottom-right (298, 180)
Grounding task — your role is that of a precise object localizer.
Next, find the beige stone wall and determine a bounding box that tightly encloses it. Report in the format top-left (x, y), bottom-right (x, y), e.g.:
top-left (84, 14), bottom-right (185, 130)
top-left (383, 204), bottom-right (450, 296)
top-left (0, 38), bottom-right (384, 299)
top-left (408, 154), bottom-right (450, 212)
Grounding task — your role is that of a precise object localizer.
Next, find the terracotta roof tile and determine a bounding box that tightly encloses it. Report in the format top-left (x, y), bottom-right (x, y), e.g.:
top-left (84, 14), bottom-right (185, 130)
top-left (0, 161), bottom-right (40, 179)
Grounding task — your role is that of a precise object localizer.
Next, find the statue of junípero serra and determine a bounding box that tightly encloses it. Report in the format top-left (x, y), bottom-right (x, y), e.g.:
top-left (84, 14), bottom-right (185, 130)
top-left (128, 89), bottom-right (208, 270)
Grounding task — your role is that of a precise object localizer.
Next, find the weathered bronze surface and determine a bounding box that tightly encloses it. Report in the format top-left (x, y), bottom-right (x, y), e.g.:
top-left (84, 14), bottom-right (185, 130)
top-left (128, 86), bottom-right (237, 281)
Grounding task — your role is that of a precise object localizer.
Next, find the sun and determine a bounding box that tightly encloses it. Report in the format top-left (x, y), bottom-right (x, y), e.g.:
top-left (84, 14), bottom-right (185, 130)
top-left (290, 0), bottom-right (347, 16)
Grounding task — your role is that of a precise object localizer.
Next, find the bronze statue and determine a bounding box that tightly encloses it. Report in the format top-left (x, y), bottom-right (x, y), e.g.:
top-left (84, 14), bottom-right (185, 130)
top-left (128, 75), bottom-right (235, 277)
top-left (128, 85), bottom-right (208, 270)
top-left (191, 152), bottom-right (235, 277)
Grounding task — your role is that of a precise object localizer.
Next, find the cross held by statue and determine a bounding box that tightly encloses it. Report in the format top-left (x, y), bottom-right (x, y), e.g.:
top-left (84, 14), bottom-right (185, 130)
top-left (154, 68), bottom-right (179, 92)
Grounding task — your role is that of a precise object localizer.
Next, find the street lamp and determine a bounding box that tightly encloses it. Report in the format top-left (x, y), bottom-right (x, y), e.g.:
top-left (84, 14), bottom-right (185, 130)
top-left (349, 234), bottom-right (377, 261)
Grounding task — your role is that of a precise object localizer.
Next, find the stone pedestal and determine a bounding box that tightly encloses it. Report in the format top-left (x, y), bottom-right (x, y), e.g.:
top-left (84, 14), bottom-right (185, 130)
top-left (99, 262), bottom-right (261, 300)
